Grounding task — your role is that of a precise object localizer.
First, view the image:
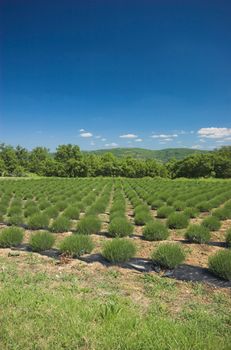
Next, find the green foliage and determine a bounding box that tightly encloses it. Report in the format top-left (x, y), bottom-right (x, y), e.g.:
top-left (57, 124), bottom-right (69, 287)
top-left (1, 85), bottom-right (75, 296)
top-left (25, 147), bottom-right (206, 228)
top-left (55, 201), bottom-right (68, 211)
top-left (38, 200), bottom-right (50, 210)
top-left (197, 201), bottom-right (212, 212)
top-left (29, 231), bottom-right (55, 252)
top-left (185, 225), bottom-right (211, 244)
top-left (209, 250), bottom-right (231, 281)
top-left (150, 199), bottom-right (164, 210)
top-left (50, 216), bottom-right (71, 233)
top-left (63, 206), bottom-right (80, 220)
top-left (59, 234), bottom-right (94, 257)
top-left (202, 216), bottom-right (221, 231)
top-left (173, 201), bottom-right (185, 211)
top-left (8, 206), bottom-right (22, 216)
top-left (88, 147), bottom-right (207, 162)
top-left (213, 207), bottom-right (231, 220)
top-left (76, 215), bottom-right (101, 235)
top-left (225, 229), bottom-right (231, 248)
top-left (134, 210), bottom-right (152, 225)
top-left (24, 206), bottom-right (40, 217)
top-left (27, 213), bottom-right (49, 229)
top-left (157, 206), bottom-right (174, 218)
top-left (108, 218), bottom-right (133, 237)
top-left (183, 207), bottom-right (199, 218)
top-left (151, 243), bottom-right (186, 269)
top-left (167, 213), bottom-right (189, 229)
top-left (1, 141), bottom-right (231, 178)
top-left (43, 206), bottom-right (59, 218)
top-left (0, 256), bottom-right (230, 350)
top-left (143, 221), bottom-right (169, 241)
top-left (7, 215), bottom-right (24, 226)
top-left (0, 226), bottom-right (24, 247)
top-left (102, 238), bottom-right (136, 263)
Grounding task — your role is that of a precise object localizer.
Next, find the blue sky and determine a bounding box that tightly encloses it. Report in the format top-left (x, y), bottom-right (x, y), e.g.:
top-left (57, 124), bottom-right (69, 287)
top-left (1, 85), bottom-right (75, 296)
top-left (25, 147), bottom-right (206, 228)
top-left (1, 0), bottom-right (231, 151)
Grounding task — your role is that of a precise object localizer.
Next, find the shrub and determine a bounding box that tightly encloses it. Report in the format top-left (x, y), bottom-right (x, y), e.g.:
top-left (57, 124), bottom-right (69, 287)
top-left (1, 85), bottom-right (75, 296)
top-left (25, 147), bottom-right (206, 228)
top-left (225, 228), bottom-right (231, 248)
top-left (110, 203), bottom-right (126, 214)
top-left (39, 200), bottom-right (50, 210)
top-left (208, 250), bottom-right (231, 281)
top-left (197, 201), bottom-right (212, 212)
top-left (24, 206), bottom-right (39, 217)
top-left (213, 208), bottom-right (231, 220)
top-left (110, 210), bottom-right (125, 221)
top-left (102, 238), bottom-right (136, 263)
top-left (183, 207), bottom-right (199, 218)
top-left (150, 199), bottom-right (164, 210)
top-left (185, 224), bottom-right (211, 244)
top-left (60, 234), bottom-right (94, 257)
top-left (76, 215), bottom-right (101, 235)
top-left (134, 211), bottom-right (152, 226)
top-left (166, 196), bottom-right (175, 206)
top-left (167, 213), bottom-right (189, 229)
top-left (50, 216), bottom-right (71, 233)
top-left (8, 206), bottom-right (22, 216)
top-left (108, 218), bottom-right (133, 237)
top-left (156, 206), bottom-right (174, 218)
top-left (29, 231), bottom-right (55, 252)
top-left (63, 206), bottom-right (80, 220)
top-left (44, 206), bottom-right (59, 219)
top-left (134, 204), bottom-right (149, 215)
top-left (202, 216), bottom-right (221, 231)
top-left (143, 221), bottom-right (169, 241)
top-left (151, 243), bottom-right (186, 269)
top-left (55, 201), bottom-right (68, 211)
top-left (173, 201), bottom-right (185, 211)
top-left (7, 215), bottom-right (24, 226)
top-left (27, 213), bottom-right (49, 229)
top-left (0, 226), bottom-right (24, 247)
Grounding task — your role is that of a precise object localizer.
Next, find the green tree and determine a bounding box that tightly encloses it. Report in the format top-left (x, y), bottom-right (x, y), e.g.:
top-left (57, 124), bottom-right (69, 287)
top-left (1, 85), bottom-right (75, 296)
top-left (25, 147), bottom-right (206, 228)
top-left (29, 147), bottom-right (50, 174)
top-left (55, 144), bottom-right (82, 162)
top-left (15, 145), bottom-right (29, 169)
top-left (0, 144), bottom-right (19, 175)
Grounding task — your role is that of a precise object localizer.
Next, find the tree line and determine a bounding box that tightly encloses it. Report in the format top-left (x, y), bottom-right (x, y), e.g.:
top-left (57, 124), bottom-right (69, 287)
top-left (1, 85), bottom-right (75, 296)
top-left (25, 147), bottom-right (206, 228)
top-left (0, 143), bottom-right (230, 179)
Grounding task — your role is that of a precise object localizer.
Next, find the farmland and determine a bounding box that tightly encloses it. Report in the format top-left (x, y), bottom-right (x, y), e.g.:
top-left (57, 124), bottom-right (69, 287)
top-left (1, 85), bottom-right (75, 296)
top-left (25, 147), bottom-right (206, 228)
top-left (0, 177), bottom-right (231, 349)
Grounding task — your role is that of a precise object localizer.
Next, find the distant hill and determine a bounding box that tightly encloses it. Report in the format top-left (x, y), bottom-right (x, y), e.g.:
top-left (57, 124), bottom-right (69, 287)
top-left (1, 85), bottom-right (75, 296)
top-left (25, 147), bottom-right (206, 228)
top-left (86, 148), bottom-right (208, 162)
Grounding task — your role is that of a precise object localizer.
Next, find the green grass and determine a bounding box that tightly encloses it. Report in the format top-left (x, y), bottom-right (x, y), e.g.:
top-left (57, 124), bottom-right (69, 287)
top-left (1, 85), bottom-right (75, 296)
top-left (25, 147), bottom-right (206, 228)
top-left (0, 256), bottom-right (230, 350)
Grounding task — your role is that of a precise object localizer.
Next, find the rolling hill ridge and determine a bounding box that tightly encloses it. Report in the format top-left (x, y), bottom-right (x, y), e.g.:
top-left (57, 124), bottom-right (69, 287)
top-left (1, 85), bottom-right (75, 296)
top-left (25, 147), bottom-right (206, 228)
top-left (86, 147), bottom-right (208, 162)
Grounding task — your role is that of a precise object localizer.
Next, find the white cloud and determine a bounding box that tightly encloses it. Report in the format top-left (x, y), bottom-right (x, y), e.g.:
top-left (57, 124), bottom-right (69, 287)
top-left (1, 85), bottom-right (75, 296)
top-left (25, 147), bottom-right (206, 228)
top-left (191, 145), bottom-right (201, 149)
top-left (199, 139), bottom-right (206, 143)
top-left (105, 143), bottom-right (118, 147)
top-left (198, 127), bottom-right (231, 139)
top-left (163, 138), bottom-right (173, 141)
top-left (101, 138), bottom-right (107, 142)
top-left (79, 128), bottom-right (85, 132)
top-left (135, 138), bottom-right (143, 142)
top-left (90, 141), bottom-right (95, 146)
top-left (95, 135), bottom-right (101, 139)
top-left (151, 133), bottom-right (178, 139)
top-left (119, 133), bottom-right (137, 139)
top-left (80, 132), bottom-right (93, 138)
top-left (215, 140), bottom-right (225, 143)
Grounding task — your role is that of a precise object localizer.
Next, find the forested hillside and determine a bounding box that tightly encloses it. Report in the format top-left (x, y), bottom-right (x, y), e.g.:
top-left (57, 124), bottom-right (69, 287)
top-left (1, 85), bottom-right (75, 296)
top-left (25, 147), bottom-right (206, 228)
top-left (0, 143), bottom-right (230, 179)
top-left (87, 148), bottom-right (208, 162)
